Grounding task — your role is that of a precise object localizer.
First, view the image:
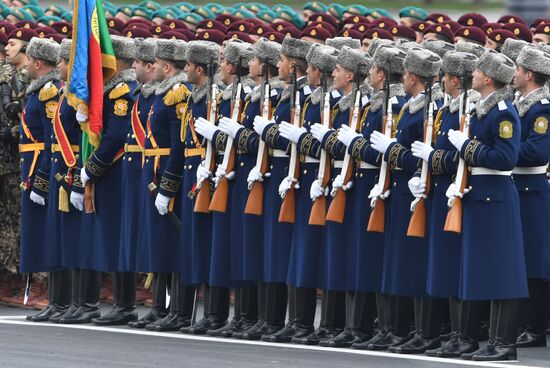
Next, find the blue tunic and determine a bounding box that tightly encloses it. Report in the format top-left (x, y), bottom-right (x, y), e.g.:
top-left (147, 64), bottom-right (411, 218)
top-left (458, 94), bottom-right (528, 300)
top-left (44, 93), bottom-right (82, 270)
top-left (119, 87), bottom-right (155, 272)
top-left (513, 95), bottom-right (550, 280)
top-left (20, 77), bottom-right (61, 273)
top-left (79, 78), bottom-right (138, 272)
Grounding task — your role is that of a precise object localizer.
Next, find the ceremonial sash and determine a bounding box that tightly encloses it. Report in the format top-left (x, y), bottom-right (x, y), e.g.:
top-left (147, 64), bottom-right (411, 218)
top-left (53, 95), bottom-right (78, 168)
top-left (131, 95), bottom-right (146, 151)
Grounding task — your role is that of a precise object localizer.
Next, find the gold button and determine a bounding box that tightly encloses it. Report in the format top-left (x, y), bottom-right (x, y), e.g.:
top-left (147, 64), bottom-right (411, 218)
top-left (188, 165), bottom-right (192, 170)
top-left (525, 187), bottom-right (529, 191)
top-left (145, 159), bottom-right (149, 163)
top-left (434, 183), bottom-right (438, 187)
top-left (270, 165), bottom-right (273, 170)
top-left (127, 133), bottom-right (131, 137)
top-left (303, 170), bottom-right (307, 174)
top-left (123, 156), bottom-right (126, 160)
top-left (20, 158), bottom-right (24, 163)
top-left (473, 136), bottom-right (477, 139)
top-left (486, 197), bottom-right (490, 202)
top-left (131, 134), bottom-right (135, 139)
top-left (240, 162), bottom-right (244, 167)
top-left (393, 182), bottom-right (397, 187)
top-left (54, 158), bottom-right (58, 163)
top-left (360, 173), bottom-right (363, 177)
top-left (128, 157), bottom-right (132, 162)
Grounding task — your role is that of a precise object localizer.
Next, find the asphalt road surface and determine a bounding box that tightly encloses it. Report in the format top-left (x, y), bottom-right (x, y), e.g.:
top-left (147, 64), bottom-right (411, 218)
top-left (0, 305), bottom-right (549, 368)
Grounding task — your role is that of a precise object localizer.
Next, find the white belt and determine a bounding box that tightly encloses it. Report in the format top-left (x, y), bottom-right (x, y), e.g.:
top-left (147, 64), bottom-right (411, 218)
top-left (513, 165), bottom-right (548, 175)
top-left (272, 149), bottom-right (288, 158)
top-left (359, 162), bottom-right (378, 169)
top-left (305, 157), bottom-right (320, 164)
top-left (333, 160), bottom-right (344, 168)
top-left (471, 167), bottom-right (512, 176)
top-left (217, 150), bottom-right (225, 156)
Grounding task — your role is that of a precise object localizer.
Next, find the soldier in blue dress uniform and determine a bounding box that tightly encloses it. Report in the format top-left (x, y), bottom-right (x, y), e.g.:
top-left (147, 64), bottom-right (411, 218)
top-left (194, 40), bottom-right (256, 336)
top-left (276, 44), bottom-right (341, 343)
top-left (68, 36), bottom-right (138, 324)
top-left (217, 38), bottom-right (286, 339)
top-left (446, 49), bottom-right (528, 361)
top-left (177, 40), bottom-right (224, 334)
top-left (244, 35), bottom-right (313, 341)
top-left (21, 37), bottom-right (66, 322)
top-left (336, 46), bottom-right (408, 349)
top-left (306, 46), bottom-right (371, 346)
top-left (142, 39), bottom-right (193, 332)
top-left (366, 48), bottom-right (443, 352)
top-left (511, 46), bottom-right (550, 348)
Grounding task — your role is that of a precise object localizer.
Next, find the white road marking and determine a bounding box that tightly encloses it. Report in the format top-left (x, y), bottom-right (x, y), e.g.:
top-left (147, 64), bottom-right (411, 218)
top-left (0, 316), bottom-right (543, 368)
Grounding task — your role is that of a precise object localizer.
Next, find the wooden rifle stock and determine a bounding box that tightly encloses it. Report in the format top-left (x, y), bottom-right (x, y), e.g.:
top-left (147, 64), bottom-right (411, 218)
top-left (244, 78), bottom-right (271, 216)
top-left (210, 79), bottom-right (243, 213)
top-left (84, 182), bottom-right (95, 213)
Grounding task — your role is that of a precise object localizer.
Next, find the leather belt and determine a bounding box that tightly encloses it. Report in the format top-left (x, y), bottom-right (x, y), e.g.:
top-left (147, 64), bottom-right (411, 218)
top-left (512, 165), bottom-right (548, 175)
top-left (272, 149), bottom-right (288, 158)
top-left (184, 147), bottom-right (205, 157)
top-left (19, 143), bottom-right (44, 152)
top-left (124, 144), bottom-right (142, 153)
top-left (471, 167), bottom-right (512, 176)
top-left (51, 143), bottom-right (80, 153)
top-left (144, 148), bottom-right (171, 157)
top-left (304, 157), bottom-right (320, 164)
top-left (358, 162), bottom-right (377, 169)
top-left (333, 160), bottom-right (344, 168)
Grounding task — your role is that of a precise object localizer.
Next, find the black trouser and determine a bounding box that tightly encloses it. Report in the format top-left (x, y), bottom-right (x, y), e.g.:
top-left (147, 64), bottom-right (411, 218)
top-left (293, 287), bottom-right (317, 328)
top-left (49, 270), bottom-right (72, 307)
top-left (79, 269), bottom-right (101, 307)
top-left (264, 282), bottom-right (288, 326)
top-left (169, 273), bottom-right (195, 316)
top-left (489, 299), bottom-right (521, 345)
top-left (112, 272), bottom-right (136, 309)
top-left (388, 295), bottom-right (413, 337)
top-left (239, 284), bottom-right (258, 322)
top-left (350, 291), bottom-right (377, 336)
top-left (202, 284), bottom-right (230, 321)
top-left (521, 279), bottom-right (549, 335)
top-left (151, 272), bottom-right (169, 311)
top-left (413, 297), bottom-right (445, 339)
top-left (320, 290), bottom-right (346, 330)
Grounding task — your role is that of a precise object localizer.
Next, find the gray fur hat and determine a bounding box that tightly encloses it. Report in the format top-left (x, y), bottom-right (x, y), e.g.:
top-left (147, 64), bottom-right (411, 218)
top-left (185, 40), bottom-right (220, 65)
top-left (155, 39), bottom-right (187, 62)
top-left (501, 38), bottom-right (529, 63)
top-left (326, 37), bottom-right (360, 51)
top-left (337, 46), bottom-right (372, 77)
top-left (135, 38), bottom-right (157, 63)
top-left (110, 35), bottom-right (136, 60)
top-left (27, 37), bottom-right (60, 64)
top-left (476, 48), bottom-right (515, 84)
top-left (404, 48), bottom-right (442, 78)
top-left (398, 41), bottom-right (423, 54)
top-left (422, 39), bottom-right (455, 59)
top-left (367, 38), bottom-right (394, 57)
top-left (441, 51), bottom-right (478, 78)
top-left (306, 44), bottom-right (339, 73)
top-left (224, 40), bottom-right (253, 68)
top-left (536, 42), bottom-right (550, 54)
top-left (455, 41), bottom-right (486, 57)
top-left (253, 38), bottom-right (281, 67)
top-left (517, 46), bottom-right (550, 76)
top-left (281, 36), bottom-right (311, 60)
top-left (58, 38), bottom-right (71, 61)
top-left (373, 46), bottom-right (406, 75)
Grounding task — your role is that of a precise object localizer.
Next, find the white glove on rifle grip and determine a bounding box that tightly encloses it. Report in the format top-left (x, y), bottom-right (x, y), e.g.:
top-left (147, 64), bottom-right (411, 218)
top-left (70, 191), bottom-right (83, 211)
top-left (29, 191), bottom-right (45, 206)
top-left (155, 193), bottom-right (170, 216)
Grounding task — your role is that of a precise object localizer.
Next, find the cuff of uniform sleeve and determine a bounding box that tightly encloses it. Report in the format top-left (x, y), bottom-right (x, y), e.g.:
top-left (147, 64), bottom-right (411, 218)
top-left (158, 170), bottom-right (182, 198)
top-left (32, 169), bottom-right (50, 197)
top-left (85, 153), bottom-right (110, 181)
top-left (72, 168), bottom-right (84, 194)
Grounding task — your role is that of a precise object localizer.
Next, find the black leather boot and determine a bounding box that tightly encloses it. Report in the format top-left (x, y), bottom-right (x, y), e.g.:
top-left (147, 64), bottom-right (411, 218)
top-left (51, 269), bottom-right (81, 323)
top-left (255, 282), bottom-right (286, 341)
top-left (236, 282), bottom-right (266, 339)
top-left (270, 286), bottom-right (316, 342)
top-left (93, 272), bottom-right (137, 326)
top-left (352, 293), bottom-right (389, 350)
top-left (218, 285), bottom-right (258, 337)
top-left (184, 285), bottom-right (229, 334)
top-left (517, 279), bottom-right (548, 348)
top-left (59, 270), bottom-right (100, 324)
top-left (29, 270), bottom-right (72, 322)
top-left (129, 273), bottom-right (169, 328)
top-left (209, 287), bottom-right (240, 337)
top-left (150, 274), bottom-right (194, 332)
top-left (425, 297), bottom-right (463, 357)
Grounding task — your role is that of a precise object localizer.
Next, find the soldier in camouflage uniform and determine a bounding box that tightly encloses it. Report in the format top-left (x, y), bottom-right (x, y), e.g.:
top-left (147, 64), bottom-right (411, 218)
top-left (0, 28), bottom-right (33, 306)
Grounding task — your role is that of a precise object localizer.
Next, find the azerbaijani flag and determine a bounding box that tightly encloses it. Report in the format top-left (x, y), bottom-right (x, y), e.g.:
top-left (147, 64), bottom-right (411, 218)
top-left (66, 0), bottom-right (116, 162)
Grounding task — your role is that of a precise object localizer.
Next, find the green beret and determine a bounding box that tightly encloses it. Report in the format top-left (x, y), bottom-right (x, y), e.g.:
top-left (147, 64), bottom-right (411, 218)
top-left (233, 9), bottom-right (255, 19)
top-left (37, 16), bottom-right (62, 26)
top-left (45, 5), bottom-right (65, 16)
top-left (182, 12), bottom-right (204, 25)
top-left (194, 6), bottom-right (215, 19)
top-left (22, 5), bottom-right (43, 19)
top-left (133, 7), bottom-right (153, 20)
top-left (205, 3), bottom-right (226, 14)
top-left (276, 10), bottom-right (305, 29)
top-left (346, 5), bottom-right (369, 16)
top-left (19, 0), bottom-right (38, 5)
top-left (370, 8), bottom-right (393, 19)
top-left (246, 3), bottom-right (270, 13)
top-left (256, 10), bottom-right (276, 23)
top-left (399, 6), bottom-right (428, 21)
top-left (304, 2), bottom-right (328, 13)
top-left (328, 3), bottom-right (346, 18)
top-left (139, 1), bottom-right (161, 11)
top-left (174, 2), bottom-right (196, 13)
top-left (272, 4), bottom-right (294, 13)
top-left (0, 4), bottom-right (12, 19)
top-left (118, 5), bottom-right (134, 17)
top-left (11, 8), bottom-right (34, 22)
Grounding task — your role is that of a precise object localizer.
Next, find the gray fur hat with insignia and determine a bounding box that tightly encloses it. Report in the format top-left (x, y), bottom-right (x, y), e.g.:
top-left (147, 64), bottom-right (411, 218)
top-left (422, 39), bottom-right (455, 59)
top-left (404, 48), bottom-right (442, 78)
top-left (155, 39), bottom-right (187, 62)
top-left (110, 35), bottom-right (136, 60)
top-left (281, 36), bottom-right (311, 60)
top-left (58, 38), bottom-right (71, 61)
top-left (306, 44), bottom-right (339, 73)
top-left (185, 40), bottom-right (220, 66)
top-left (455, 41), bottom-right (486, 57)
top-left (253, 38), bottom-right (281, 67)
top-left (476, 49), bottom-right (515, 84)
top-left (398, 41), bottom-right (424, 54)
top-left (517, 46), bottom-right (550, 77)
top-left (501, 38), bottom-right (529, 63)
top-left (326, 37), bottom-right (360, 51)
top-left (441, 51), bottom-right (478, 78)
top-left (374, 46), bottom-right (406, 75)
top-left (367, 38), bottom-right (394, 57)
top-left (224, 40), bottom-right (253, 68)
top-left (337, 46), bottom-right (372, 77)
top-left (27, 37), bottom-right (60, 64)
top-left (135, 38), bottom-right (158, 63)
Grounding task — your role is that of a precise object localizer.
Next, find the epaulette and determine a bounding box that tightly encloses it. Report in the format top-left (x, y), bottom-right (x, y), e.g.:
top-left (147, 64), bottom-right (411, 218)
top-left (39, 81), bottom-right (58, 101)
top-left (109, 82), bottom-right (130, 100)
top-left (164, 83), bottom-right (191, 106)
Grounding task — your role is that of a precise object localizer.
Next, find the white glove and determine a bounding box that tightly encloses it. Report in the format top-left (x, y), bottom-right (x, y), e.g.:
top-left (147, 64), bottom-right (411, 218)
top-left (29, 191), bottom-right (45, 206)
top-left (447, 129), bottom-right (468, 151)
top-left (411, 141), bottom-right (434, 162)
top-left (368, 183), bottom-right (391, 203)
top-left (80, 168), bottom-right (90, 188)
top-left (408, 176), bottom-right (426, 198)
top-left (331, 174), bottom-right (353, 195)
top-left (310, 179), bottom-right (327, 200)
top-left (369, 131), bottom-right (396, 154)
top-left (310, 123), bottom-right (331, 143)
top-left (219, 117), bottom-right (241, 139)
top-left (215, 164), bottom-right (226, 179)
top-left (337, 124), bottom-right (361, 147)
top-left (155, 193), bottom-right (170, 216)
top-left (70, 191), bottom-right (83, 211)
top-left (194, 117), bottom-right (219, 141)
top-left (196, 161), bottom-right (211, 182)
top-left (445, 182), bottom-right (470, 202)
top-left (247, 166), bottom-right (263, 186)
top-left (278, 121), bottom-right (306, 144)
top-left (253, 116), bottom-right (273, 135)
top-left (76, 106), bottom-right (88, 123)
top-left (278, 176), bottom-right (293, 198)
